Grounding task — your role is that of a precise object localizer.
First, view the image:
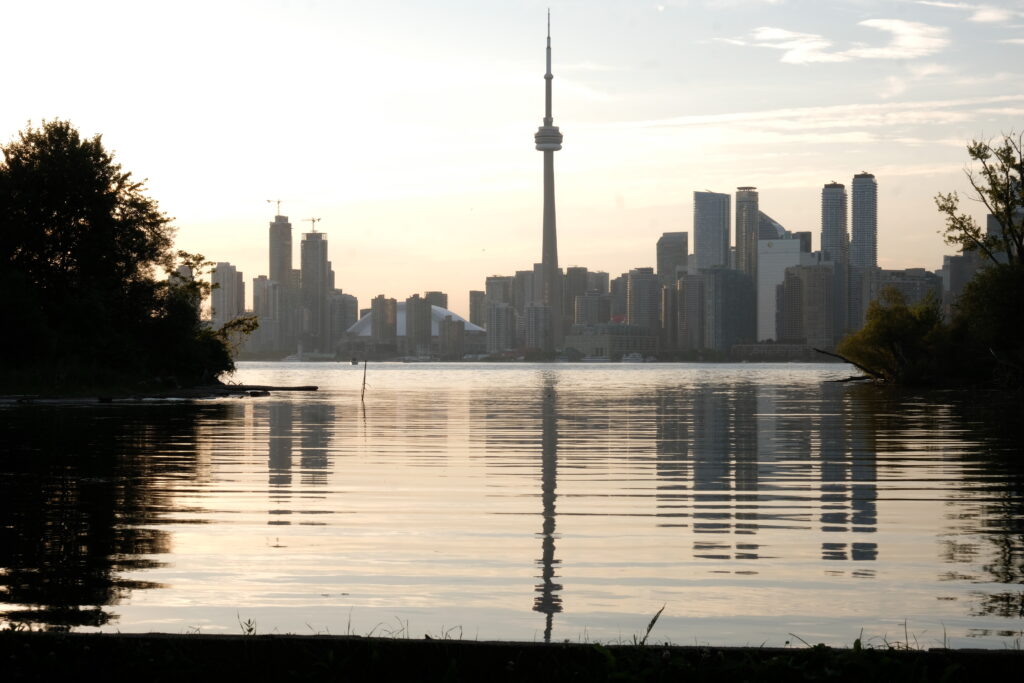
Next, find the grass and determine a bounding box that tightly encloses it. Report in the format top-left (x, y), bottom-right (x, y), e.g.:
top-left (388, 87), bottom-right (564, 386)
top-left (4, 628), bottom-right (1024, 683)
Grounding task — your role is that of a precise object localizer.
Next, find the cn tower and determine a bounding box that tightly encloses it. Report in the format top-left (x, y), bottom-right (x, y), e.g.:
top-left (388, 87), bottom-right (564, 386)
top-left (535, 11), bottom-right (564, 352)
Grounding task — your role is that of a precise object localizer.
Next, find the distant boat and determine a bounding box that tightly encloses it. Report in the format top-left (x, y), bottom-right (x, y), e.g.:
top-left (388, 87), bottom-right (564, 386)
top-left (580, 356), bottom-right (611, 363)
top-left (621, 352), bottom-right (644, 363)
top-left (351, 358), bottom-right (359, 365)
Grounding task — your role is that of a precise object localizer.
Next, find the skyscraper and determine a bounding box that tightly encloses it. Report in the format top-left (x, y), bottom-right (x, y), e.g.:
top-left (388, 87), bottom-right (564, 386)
top-left (656, 232), bottom-right (688, 283)
top-left (535, 13), bottom-right (564, 352)
top-left (211, 262), bottom-right (244, 329)
top-left (821, 182), bottom-right (849, 341)
top-left (301, 230), bottom-right (331, 353)
top-left (626, 267), bottom-right (661, 335)
top-left (268, 215), bottom-right (292, 285)
top-left (850, 172), bottom-right (877, 269)
top-left (821, 182), bottom-right (849, 265)
top-left (694, 191), bottom-right (730, 270)
top-left (735, 187), bottom-right (759, 281)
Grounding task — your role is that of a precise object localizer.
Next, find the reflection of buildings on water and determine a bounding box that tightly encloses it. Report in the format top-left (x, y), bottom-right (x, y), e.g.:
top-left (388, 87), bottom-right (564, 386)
top-left (533, 374), bottom-right (563, 644)
top-left (653, 381), bottom-right (879, 567)
top-left (818, 383), bottom-right (877, 564)
top-left (267, 402), bottom-right (294, 524)
top-left (655, 384), bottom-right (762, 561)
top-left (299, 403), bottom-right (333, 486)
top-left (264, 401), bottom-right (335, 524)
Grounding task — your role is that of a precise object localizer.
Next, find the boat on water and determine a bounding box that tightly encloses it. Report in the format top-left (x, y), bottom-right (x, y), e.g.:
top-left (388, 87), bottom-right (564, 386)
top-left (620, 352), bottom-right (644, 363)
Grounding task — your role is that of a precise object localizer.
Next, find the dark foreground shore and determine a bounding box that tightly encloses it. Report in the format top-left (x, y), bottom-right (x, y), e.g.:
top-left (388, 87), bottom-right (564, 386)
top-left (3, 632), bottom-right (1022, 682)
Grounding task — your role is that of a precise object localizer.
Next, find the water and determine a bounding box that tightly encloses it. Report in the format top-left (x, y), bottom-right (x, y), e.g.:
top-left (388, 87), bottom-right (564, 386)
top-left (1, 362), bottom-right (1021, 647)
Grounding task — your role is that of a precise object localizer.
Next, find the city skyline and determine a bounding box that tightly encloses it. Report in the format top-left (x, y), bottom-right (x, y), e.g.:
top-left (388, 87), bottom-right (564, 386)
top-left (3, 1), bottom-right (1022, 317)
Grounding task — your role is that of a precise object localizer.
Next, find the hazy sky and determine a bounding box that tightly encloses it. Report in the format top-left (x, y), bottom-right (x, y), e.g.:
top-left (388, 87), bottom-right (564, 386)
top-left (3, 0), bottom-right (1022, 316)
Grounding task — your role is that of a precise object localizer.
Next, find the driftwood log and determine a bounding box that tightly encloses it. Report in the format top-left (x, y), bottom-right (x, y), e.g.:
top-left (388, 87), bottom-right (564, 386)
top-left (813, 348), bottom-right (884, 382)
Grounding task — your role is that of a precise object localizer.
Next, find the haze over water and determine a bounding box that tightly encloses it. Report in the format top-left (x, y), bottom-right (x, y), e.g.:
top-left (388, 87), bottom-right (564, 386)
top-left (2, 363), bottom-right (1021, 647)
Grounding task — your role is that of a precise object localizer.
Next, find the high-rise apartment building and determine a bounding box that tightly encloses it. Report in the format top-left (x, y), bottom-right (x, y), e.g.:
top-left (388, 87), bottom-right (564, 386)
top-left (370, 295), bottom-right (397, 346)
top-left (211, 262), bottom-right (244, 329)
top-left (626, 267), bottom-right (661, 335)
top-left (756, 238), bottom-right (804, 341)
top-left (656, 232), bottom-right (688, 283)
top-left (424, 291), bottom-right (448, 309)
top-left (486, 302), bottom-right (516, 353)
top-left (468, 290), bottom-right (486, 328)
top-left (485, 275), bottom-right (514, 306)
top-left (405, 294), bottom-right (433, 356)
top-left (268, 215), bottom-right (293, 285)
top-left (821, 182), bottom-right (849, 265)
top-left (563, 266), bottom-right (589, 316)
top-left (694, 191), bottom-right (730, 270)
top-left (301, 231), bottom-right (331, 353)
top-left (735, 187), bottom-right (759, 281)
top-left (850, 172), bottom-right (877, 269)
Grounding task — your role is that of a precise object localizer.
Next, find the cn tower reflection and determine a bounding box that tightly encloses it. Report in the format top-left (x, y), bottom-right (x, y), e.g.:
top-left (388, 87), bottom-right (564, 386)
top-left (533, 373), bottom-right (563, 643)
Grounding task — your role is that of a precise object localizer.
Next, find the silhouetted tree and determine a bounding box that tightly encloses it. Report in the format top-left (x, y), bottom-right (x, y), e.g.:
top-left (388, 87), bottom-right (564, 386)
top-left (0, 120), bottom-right (241, 389)
top-left (935, 132), bottom-right (1023, 266)
top-left (836, 288), bottom-right (949, 385)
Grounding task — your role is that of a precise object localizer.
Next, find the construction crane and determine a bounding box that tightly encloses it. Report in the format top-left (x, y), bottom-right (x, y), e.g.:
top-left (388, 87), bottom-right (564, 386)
top-left (305, 217), bottom-right (321, 233)
top-left (266, 199), bottom-right (285, 215)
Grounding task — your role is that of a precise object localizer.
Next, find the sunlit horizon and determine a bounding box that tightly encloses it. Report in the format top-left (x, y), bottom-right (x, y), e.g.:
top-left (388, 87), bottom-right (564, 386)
top-left (3, 0), bottom-right (1021, 316)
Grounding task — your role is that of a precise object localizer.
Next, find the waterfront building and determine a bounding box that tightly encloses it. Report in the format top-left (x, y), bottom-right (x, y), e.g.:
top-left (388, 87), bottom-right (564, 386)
top-left (610, 273), bottom-right (628, 320)
top-left (626, 267), bottom-right (661, 336)
top-left (468, 290), bottom-right (486, 328)
top-left (756, 238), bottom-right (804, 341)
top-left (424, 291), bottom-right (448, 309)
top-left (268, 215), bottom-right (293, 285)
top-left (370, 295), bottom-right (398, 347)
top-left (563, 266), bottom-right (589, 318)
top-left (485, 275), bottom-right (514, 306)
top-left (878, 268), bottom-right (942, 307)
top-left (563, 323), bottom-right (657, 360)
top-left (439, 315), bottom-right (466, 360)
top-left (821, 182), bottom-right (849, 340)
top-left (486, 302), bottom-right (516, 353)
top-left (656, 232), bottom-right (688, 283)
top-left (344, 303), bottom-right (485, 359)
top-left (405, 294), bottom-right (433, 356)
top-left (850, 173), bottom-right (877, 269)
top-left (701, 267), bottom-right (756, 353)
top-left (778, 263), bottom-right (836, 349)
top-left (329, 291), bottom-right (358, 347)
top-left (574, 291), bottom-right (611, 326)
top-left (211, 262), bottom-right (244, 329)
top-left (300, 230), bottom-right (331, 353)
top-left (675, 274), bottom-right (705, 351)
top-left (735, 187), bottom-right (759, 282)
top-left (525, 303), bottom-right (552, 351)
top-left (587, 270), bottom-right (610, 294)
top-left (821, 182), bottom-right (849, 265)
top-left (694, 191), bottom-right (730, 270)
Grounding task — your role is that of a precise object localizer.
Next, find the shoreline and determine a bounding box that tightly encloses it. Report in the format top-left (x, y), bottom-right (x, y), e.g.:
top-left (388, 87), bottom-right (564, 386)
top-left (3, 631), bottom-right (1022, 681)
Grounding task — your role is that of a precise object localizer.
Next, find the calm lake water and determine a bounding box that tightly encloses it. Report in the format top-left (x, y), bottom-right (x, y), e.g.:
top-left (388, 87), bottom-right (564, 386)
top-left (1, 362), bottom-right (1022, 647)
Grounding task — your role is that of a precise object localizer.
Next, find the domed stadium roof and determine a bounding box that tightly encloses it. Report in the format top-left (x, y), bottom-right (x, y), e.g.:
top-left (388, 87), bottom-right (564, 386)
top-left (345, 304), bottom-right (485, 337)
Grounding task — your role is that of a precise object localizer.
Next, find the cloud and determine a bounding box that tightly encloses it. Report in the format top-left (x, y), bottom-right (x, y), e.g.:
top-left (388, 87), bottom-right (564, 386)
top-left (596, 94), bottom-right (1024, 136)
top-left (845, 20), bottom-right (950, 59)
top-left (915, 1), bottom-right (1022, 23)
top-left (999, 38), bottom-right (1024, 44)
top-left (728, 19), bottom-right (949, 63)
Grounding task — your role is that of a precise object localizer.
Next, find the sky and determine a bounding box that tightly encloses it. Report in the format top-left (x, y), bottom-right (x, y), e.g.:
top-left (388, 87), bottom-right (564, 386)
top-left (3, 0), bottom-right (1023, 317)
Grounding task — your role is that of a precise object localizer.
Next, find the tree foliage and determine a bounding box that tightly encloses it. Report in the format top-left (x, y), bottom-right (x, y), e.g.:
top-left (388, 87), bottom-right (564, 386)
top-left (935, 132), bottom-right (1023, 266)
top-left (0, 121), bottom-right (241, 390)
top-left (837, 288), bottom-right (949, 385)
top-left (840, 133), bottom-right (1024, 387)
